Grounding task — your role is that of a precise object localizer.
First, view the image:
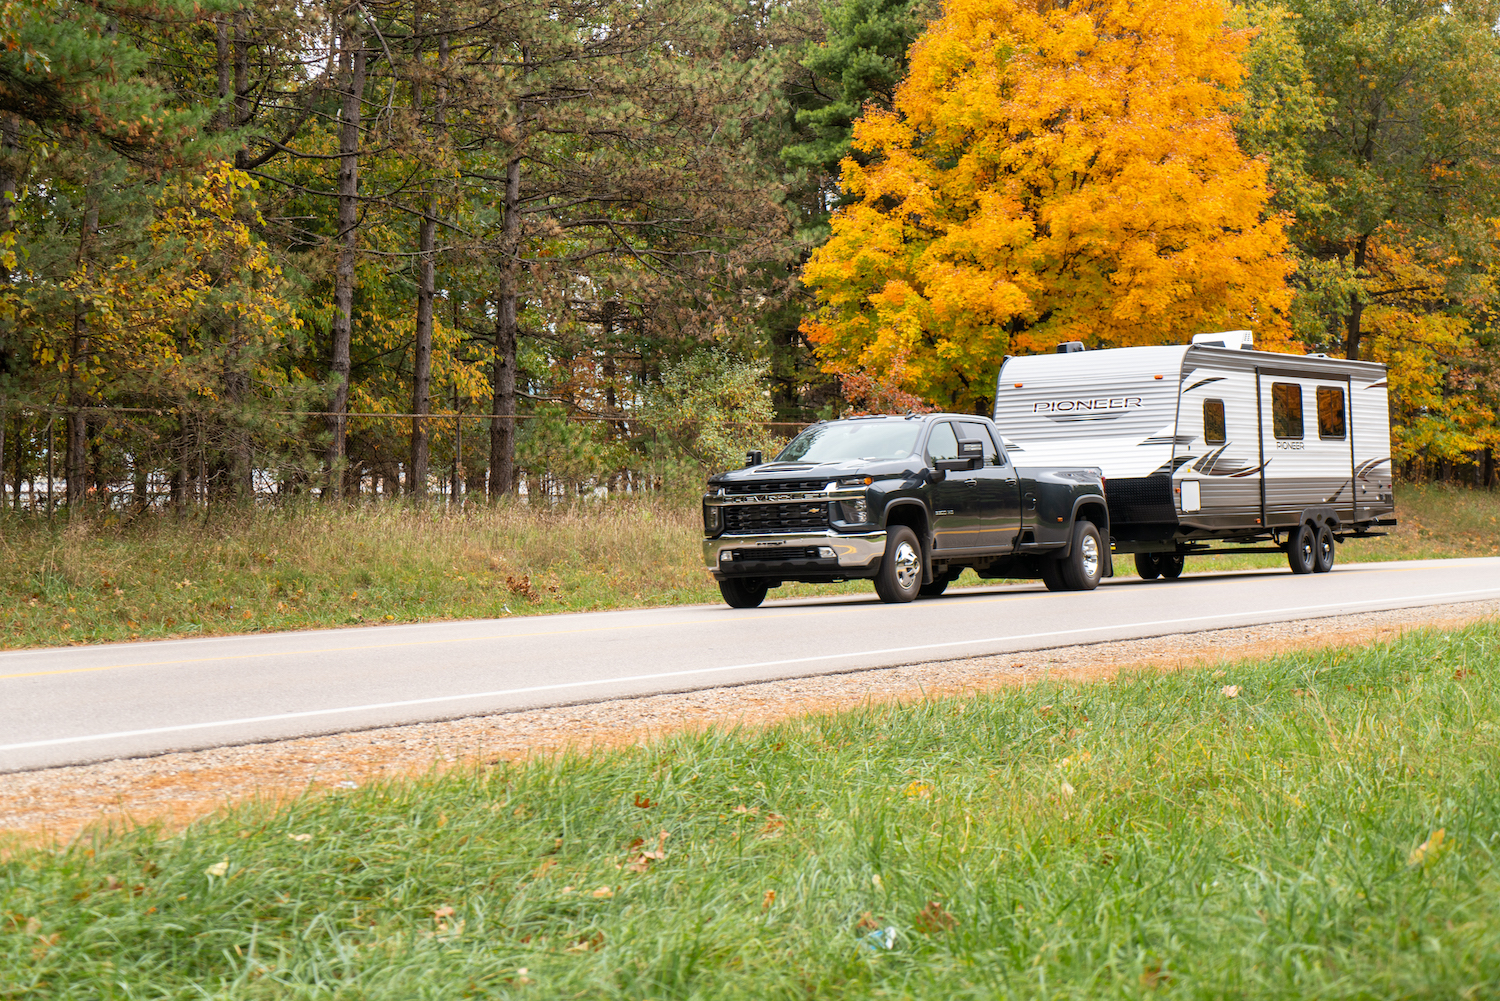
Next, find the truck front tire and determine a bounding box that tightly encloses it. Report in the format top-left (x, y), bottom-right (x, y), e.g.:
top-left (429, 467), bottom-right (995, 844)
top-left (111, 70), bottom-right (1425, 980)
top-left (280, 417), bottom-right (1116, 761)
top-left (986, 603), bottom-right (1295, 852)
top-left (719, 578), bottom-right (769, 608)
top-left (874, 526), bottom-right (922, 603)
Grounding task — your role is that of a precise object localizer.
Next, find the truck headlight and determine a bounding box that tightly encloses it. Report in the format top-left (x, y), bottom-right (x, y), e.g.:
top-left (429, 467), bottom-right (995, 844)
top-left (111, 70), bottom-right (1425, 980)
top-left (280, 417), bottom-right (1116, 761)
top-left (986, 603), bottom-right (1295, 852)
top-left (838, 498), bottom-right (868, 523)
top-left (704, 504), bottom-right (721, 535)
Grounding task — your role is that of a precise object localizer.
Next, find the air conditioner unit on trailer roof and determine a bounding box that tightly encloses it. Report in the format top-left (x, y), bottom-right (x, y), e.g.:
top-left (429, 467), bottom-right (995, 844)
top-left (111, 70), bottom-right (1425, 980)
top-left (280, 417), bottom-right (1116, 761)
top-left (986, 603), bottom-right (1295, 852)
top-left (1191, 330), bottom-right (1254, 350)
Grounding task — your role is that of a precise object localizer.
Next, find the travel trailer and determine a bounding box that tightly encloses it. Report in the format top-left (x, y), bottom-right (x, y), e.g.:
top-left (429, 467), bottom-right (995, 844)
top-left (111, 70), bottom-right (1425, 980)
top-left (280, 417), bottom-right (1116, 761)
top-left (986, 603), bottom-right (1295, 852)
top-left (991, 333), bottom-right (1396, 577)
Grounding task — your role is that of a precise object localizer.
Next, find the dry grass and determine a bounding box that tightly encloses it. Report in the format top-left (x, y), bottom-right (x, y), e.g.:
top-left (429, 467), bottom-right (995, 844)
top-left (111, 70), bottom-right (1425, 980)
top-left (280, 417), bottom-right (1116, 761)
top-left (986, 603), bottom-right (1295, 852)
top-left (0, 483), bottom-right (1493, 648)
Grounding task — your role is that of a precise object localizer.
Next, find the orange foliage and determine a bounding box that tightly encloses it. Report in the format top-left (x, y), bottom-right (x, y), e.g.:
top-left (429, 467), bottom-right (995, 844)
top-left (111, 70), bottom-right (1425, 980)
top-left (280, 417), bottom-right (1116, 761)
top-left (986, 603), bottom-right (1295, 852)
top-left (801, 0), bottom-right (1298, 412)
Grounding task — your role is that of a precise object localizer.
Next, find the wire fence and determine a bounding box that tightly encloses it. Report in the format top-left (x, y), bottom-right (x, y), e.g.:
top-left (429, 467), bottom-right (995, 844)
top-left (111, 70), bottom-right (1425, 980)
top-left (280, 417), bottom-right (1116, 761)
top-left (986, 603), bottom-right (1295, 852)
top-left (0, 402), bottom-right (813, 513)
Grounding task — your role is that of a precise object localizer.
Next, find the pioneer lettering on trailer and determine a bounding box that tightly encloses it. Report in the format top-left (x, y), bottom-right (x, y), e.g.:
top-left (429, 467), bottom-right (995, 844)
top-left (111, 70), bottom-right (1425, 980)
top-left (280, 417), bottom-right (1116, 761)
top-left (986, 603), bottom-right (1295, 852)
top-left (1032, 397), bottom-right (1144, 413)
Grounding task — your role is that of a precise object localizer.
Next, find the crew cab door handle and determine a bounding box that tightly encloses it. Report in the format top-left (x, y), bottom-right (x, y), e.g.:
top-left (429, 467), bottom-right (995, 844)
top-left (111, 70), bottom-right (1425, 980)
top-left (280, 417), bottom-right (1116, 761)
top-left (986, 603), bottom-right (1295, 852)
top-left (962, 478), bottom-right (978, 487)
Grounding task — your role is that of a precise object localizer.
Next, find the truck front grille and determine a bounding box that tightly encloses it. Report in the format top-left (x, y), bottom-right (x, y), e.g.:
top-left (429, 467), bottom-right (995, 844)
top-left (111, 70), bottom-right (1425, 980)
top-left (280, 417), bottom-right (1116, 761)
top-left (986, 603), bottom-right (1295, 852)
top-left (722, 479), bottom-right (829, 496)
top-left (722, 502), bottom-right (829, 534)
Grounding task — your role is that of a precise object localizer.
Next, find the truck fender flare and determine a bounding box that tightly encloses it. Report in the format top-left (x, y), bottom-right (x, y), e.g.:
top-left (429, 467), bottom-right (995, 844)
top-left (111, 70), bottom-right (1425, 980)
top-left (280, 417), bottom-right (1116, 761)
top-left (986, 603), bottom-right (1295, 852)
top-left (882, 499), bottom-right (934, 584)
top-left (1064, 494), bottom-right (1113, 578)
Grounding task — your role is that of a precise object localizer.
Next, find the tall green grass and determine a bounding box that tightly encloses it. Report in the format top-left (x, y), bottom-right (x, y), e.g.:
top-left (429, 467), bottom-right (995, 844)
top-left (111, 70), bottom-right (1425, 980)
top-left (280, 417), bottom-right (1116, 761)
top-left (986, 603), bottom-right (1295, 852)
top-left (0, 483), bottom-right (1493, 648)
top-left (5, 621), bottom-right (1499, 998)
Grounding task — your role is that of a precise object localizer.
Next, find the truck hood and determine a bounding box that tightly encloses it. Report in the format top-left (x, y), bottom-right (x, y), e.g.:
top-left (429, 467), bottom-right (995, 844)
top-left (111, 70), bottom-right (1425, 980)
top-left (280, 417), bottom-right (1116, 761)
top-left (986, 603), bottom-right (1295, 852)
top-left (708, 458), bottom-right (921, 486)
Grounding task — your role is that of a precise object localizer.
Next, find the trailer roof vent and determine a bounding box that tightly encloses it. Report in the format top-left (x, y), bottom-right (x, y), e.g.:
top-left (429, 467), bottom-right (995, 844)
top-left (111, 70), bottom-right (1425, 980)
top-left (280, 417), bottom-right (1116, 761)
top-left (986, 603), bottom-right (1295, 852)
top-left (1055, 341), bottom-right (1086, 354)
top-left (1192, 330), bottom-right (1254, 350)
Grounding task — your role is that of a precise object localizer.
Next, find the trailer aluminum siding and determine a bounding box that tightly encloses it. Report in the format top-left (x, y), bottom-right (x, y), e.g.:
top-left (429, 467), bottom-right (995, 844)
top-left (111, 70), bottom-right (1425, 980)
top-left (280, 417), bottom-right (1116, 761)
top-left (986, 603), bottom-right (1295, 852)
top-left (993, 345), bottom-right (1393, 542)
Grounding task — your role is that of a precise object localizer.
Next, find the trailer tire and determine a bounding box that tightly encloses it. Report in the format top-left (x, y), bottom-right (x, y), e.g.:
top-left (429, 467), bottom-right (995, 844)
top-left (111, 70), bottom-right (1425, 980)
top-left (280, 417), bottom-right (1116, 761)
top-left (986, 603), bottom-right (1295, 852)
top-left (719, 578), bottom-right (769, 608)
top-left (1314, 524), bottom-right (1336, 573)
top-left (1159, 554), bottom-right (1185, 579)
top-left (1134, 553), bottom-right (1162, 580)
top-left (1286, 524), bottom-right (1317, 574)
top-left (1058, 521), bottom-right (1104, 591)
top-left (874, 526), bottom-right (922, 603)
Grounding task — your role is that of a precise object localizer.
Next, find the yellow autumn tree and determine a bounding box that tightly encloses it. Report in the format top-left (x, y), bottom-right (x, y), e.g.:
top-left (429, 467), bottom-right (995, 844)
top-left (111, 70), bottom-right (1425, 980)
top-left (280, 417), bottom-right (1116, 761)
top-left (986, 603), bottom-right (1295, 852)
top-left (801, 0), bottom-right (1298, 412)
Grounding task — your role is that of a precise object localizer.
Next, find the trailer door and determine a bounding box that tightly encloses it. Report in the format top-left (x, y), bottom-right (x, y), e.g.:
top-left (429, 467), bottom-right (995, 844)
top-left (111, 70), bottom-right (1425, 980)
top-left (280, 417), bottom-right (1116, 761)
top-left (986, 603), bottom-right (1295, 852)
top-left (1255, 367), bottom-right (1355, 528)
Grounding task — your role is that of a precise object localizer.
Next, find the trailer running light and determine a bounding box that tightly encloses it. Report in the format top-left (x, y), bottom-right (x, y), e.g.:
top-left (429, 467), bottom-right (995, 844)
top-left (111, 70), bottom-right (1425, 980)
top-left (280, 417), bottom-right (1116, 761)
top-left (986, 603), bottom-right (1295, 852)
top-left (1154, 374), bottom-right (1164, 380)
top-left (1013, 383), bottom-right (1024, 388)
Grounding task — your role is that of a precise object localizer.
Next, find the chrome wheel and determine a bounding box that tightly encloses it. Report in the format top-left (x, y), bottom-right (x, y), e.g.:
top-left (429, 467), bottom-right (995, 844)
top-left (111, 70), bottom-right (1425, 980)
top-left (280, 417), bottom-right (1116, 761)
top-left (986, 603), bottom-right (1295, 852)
top-left (1079, 533), bottom-right (1099, 581)
top-left (894, 540), bottom-right (921, 590)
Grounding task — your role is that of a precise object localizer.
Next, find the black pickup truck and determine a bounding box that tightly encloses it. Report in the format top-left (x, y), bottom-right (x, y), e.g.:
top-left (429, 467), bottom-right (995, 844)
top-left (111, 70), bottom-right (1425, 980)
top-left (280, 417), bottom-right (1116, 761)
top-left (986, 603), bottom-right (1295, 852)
top-left (702, 413), bottom-right (1111, 607)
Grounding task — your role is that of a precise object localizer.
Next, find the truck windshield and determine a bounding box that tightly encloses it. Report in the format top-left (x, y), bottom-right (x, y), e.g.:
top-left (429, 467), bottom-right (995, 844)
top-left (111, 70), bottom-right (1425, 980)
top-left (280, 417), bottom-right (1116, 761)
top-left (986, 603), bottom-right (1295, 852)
top-left (776, 421), bottom-right (922, 463)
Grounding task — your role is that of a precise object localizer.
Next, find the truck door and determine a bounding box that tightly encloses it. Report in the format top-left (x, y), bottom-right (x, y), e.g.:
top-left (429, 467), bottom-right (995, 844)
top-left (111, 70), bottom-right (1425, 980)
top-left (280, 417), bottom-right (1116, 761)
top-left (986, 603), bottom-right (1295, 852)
top-left (1256, 369), bottom-right (1355, 527)
top-left (924, 422), bottom-right (970, 550)
top-left (958, 419), bottom-right (1022, 551)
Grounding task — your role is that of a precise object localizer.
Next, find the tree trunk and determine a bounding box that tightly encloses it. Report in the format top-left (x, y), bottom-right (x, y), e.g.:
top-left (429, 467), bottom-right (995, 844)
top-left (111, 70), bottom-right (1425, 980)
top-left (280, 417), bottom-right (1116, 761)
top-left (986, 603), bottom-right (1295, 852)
top-left (1344, 232), bottom-right (1370, 361)
top-left (409, 29), bottom-right (446, 499)
top-left (0, 115), bottom-right (18, 497)
top-left (326, 9), bottom-right (366, 499)
top-left (66, 189), bottom-right (99, 510)
top-left (489, 47), bottom-right (526, 500)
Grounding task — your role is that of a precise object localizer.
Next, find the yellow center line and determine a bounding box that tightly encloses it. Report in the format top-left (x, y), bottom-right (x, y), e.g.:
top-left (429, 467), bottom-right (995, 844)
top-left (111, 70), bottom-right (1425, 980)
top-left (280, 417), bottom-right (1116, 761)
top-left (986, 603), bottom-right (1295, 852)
top-left (0, 591), bottom-right (1049, 683)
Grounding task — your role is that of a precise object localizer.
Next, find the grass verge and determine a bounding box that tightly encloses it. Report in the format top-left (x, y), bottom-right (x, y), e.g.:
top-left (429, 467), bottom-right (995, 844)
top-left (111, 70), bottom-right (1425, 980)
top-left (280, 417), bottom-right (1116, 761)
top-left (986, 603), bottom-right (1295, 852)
top-left (0, 483), bottom-right (1494, 649)
top-left (5, 620), bottom-right (1499, 998)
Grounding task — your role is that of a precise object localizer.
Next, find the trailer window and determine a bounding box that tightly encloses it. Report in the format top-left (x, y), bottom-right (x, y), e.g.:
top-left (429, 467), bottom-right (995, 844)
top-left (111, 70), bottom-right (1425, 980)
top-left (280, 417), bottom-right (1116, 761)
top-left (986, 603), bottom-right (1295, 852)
top-left (1271, 383), bottom-right (1303, 439)
top-left (1203, 399), bottom-right (1226, 444)
top-left (1317, 386), bottom-right (1346, 439)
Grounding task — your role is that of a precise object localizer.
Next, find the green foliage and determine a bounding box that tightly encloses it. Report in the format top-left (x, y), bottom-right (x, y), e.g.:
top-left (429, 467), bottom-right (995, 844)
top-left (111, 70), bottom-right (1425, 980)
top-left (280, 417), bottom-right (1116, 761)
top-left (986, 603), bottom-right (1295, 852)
top-left (641, 351), bottom-right (787, 473)
top-left (782, 0), bottom-right (934, 184)
top-left (515, 405), bottom-right (630, 494)
top-left (8, 622), bottom-right (1500, 996)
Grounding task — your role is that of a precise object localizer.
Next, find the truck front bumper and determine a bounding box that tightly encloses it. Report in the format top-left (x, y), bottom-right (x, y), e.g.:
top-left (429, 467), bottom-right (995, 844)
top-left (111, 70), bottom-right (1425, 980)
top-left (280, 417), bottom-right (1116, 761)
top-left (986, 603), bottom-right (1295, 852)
top-left (703, 531), bottom-right (887, 581)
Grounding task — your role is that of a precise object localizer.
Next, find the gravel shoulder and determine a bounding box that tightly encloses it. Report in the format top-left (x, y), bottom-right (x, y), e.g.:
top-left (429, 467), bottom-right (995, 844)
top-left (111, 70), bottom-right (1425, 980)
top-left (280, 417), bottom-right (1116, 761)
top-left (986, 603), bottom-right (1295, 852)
top-left (4, 596), bottom-right (1498, 850)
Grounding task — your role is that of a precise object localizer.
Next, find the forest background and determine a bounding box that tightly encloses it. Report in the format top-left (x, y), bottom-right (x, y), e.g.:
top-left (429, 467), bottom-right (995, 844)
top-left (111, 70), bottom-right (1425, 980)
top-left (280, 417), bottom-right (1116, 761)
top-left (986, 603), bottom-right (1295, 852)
top-left (1, 0), bottom-right (1498, 513)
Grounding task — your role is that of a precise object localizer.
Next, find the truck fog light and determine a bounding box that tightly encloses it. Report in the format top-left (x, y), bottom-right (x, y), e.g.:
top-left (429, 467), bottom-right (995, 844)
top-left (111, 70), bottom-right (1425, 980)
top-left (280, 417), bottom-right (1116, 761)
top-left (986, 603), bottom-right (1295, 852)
top-left (720, 550), bottom-right (733, 562)
top-left (817, 546), bottom-right (836, 559)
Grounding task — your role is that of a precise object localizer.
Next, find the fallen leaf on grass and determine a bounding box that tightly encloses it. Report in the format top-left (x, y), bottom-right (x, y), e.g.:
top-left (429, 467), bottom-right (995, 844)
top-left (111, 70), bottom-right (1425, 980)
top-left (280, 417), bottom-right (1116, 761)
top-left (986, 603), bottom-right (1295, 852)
top-left (1060, 781), bottom-right (1076, 800)
top-left (288, 833), bottom-right (312, 842)
top-left (913, 900), bottom-right (956, 934)
top-left (1221, 685), bottom-right (1241, 698)
top-left (591, 886), bottom-right (614, 899)
top-left (903, 780), bottom-right (934, 799)
top-left (732, 804), bottom-right (757, 815)
top-left (204, 859), bottom-right (229, 877)
top-left (531, 859), bottom-right (557, 880)
top-left (1140, 964), bottom-right (1173, 989)
top-left (1408, 828), bottom-right (1447, 867)
top-left (758, 814), bottom-right (786, 839)
top-left (432, 906), bottom-right (456, 919)
top-left (762, 890), bottom-right (776, 909)
top-left (565, 932), bottom-right (604, 953)
top-left (855, 911), bottom-right (881, 930)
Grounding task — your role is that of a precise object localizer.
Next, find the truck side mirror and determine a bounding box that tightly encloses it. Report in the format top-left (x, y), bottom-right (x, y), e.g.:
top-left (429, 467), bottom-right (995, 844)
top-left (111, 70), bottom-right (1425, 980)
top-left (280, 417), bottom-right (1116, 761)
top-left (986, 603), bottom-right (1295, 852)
top-left (744, 450), bottom-right (763, 468)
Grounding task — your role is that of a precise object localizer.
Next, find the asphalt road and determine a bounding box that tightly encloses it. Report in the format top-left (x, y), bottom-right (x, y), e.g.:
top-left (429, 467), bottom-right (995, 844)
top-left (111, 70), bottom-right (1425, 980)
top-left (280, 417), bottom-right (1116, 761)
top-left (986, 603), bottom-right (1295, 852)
top-left (3, 557), bottom-right (1499, 773)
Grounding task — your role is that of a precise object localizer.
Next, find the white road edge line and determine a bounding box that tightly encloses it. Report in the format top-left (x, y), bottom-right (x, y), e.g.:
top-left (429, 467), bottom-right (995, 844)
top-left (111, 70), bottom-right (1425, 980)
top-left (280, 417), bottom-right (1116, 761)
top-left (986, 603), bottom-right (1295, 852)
top-left (4, 586), bottom-right (1499, 754)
